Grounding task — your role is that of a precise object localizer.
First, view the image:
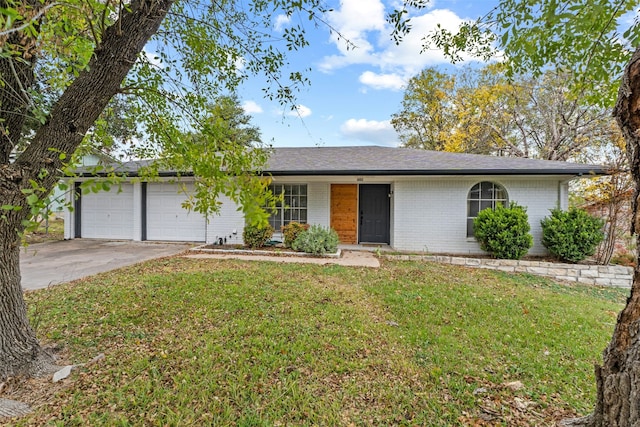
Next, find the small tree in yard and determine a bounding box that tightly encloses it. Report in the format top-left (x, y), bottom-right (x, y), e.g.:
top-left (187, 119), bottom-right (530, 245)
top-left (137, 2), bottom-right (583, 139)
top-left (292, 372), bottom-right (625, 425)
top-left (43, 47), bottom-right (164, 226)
top-left (541, 208), bottom-right (605, 263)
top-left (473, 202), bottom-right (533, 260)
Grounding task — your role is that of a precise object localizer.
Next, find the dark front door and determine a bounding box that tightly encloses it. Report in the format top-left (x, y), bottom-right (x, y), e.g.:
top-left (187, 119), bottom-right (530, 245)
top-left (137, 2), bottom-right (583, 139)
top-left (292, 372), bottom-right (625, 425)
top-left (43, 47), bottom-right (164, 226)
top-left (359, 184), bottom-right (390, 244)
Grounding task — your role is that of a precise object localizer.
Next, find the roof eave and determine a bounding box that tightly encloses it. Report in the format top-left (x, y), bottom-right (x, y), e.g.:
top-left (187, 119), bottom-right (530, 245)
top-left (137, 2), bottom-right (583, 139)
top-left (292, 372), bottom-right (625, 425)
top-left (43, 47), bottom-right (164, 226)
top-left (263, 169), bottom-right (607, 176)
top-left (75, 168), bottom-right (608, 178)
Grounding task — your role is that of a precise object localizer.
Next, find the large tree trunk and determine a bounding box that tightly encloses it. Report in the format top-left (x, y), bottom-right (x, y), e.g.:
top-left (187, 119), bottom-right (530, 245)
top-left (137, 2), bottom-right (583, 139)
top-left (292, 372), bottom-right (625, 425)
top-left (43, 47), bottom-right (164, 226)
top-left (562, 46), bottom-right (640, 427)
top-left (0, 0), bottom-right (174, 381)
top-left (0, 217), bottom-right (55, 380)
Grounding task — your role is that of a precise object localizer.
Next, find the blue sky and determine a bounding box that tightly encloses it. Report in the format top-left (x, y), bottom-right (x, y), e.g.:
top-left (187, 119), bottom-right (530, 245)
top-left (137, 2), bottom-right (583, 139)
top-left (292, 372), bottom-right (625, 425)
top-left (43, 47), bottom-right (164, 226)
top-left (232, 0), bottom-right (497, 148)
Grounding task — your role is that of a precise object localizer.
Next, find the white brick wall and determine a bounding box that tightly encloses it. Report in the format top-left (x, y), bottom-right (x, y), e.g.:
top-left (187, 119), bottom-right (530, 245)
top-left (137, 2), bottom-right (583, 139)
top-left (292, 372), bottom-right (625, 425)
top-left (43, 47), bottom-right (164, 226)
top-left (392, 177), bottom-right (562, 255)
top-left (132, 182), bottom-right (142, 241)
top-left (206, 194), bottom-right (245, 245)
top-left (307, 182), bottom-right (330, 227)
top-left (67, 175), bottom-right (568, 257)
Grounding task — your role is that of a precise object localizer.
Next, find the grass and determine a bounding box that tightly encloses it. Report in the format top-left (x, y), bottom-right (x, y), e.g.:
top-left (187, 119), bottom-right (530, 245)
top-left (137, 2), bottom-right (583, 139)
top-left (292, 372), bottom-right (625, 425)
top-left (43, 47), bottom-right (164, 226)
top-left (6, 258), bottom-right (627, 426)
top-left (23, 217), bottom-right (65, 244)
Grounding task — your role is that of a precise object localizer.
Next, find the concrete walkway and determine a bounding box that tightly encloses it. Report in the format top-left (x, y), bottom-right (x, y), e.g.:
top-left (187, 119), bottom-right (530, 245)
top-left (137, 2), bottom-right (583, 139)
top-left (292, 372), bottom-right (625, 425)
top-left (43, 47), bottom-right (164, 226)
top-left (20, 240), bottom-right (194, 290)
top-left (185, 249), bottom-right (380, 268)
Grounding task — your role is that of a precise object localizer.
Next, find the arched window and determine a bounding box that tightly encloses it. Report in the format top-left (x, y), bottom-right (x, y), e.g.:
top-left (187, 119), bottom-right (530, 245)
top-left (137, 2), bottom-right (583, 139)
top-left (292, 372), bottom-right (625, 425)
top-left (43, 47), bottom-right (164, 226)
top-left (467, 182), bottom-right (508, 237)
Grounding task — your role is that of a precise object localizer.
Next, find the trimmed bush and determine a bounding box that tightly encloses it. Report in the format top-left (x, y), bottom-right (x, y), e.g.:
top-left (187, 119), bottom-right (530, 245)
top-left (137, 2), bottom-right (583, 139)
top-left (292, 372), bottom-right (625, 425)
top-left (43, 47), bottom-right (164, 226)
top-left (541, 207), bottom-right (605, 263)
top-left (282, 222), bottom-right (310, 249)
top-left (473, 202), bottom-right (533, 260)
top-left (243, 224), bottom-right (274, 249)
top-left (292, 225), bottom-right (340, 255)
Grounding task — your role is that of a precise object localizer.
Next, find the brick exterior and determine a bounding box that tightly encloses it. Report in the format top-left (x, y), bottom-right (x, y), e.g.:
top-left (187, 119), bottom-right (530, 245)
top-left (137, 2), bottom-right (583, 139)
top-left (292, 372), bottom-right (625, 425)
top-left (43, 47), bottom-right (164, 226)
top-left (206, 194), bottom-right (245, 245)
top-left (67, 175), bottom-right (568, 257)
top-left (392, 177), bottom-right (562, 255)
top-left (307, 182), bottom-right (330, 228)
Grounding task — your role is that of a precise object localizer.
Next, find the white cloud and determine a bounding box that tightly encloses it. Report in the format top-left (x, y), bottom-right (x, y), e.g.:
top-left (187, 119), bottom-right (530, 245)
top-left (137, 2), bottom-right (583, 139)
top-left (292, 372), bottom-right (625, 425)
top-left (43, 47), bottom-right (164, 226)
top-left (319, 4), bottom-right (480, 77)
top-left (143, 49), bottom-right (164, 68)
top-left (340, 118), bottom-right (399, 145)
top-left (274, 14), bottom-right (291, 32)
top-left (359, 71), bottom-right (406, 91)
top-left (242, 100), bottom-right (263, 114)
top-left (286, 104), bottom-right (312, 118)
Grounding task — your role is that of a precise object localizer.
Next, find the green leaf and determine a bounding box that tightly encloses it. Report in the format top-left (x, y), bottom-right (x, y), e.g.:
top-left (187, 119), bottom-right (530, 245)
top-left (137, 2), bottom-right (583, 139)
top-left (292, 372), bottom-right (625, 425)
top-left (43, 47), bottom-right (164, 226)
top-left (26, 194), bottom-right (39, 205)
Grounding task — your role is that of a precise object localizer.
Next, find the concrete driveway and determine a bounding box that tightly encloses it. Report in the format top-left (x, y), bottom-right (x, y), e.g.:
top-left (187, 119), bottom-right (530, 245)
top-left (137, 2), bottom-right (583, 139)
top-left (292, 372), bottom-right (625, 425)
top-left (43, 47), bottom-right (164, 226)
top-left (20, 239), bottom-right (194, 291)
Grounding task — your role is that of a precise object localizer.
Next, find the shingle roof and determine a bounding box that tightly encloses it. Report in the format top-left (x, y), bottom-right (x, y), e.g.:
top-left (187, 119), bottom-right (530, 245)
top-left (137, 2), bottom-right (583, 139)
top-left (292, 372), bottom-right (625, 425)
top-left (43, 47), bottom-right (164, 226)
top-left (262, 146), bottom-right (606, 176)
top-left (78, 146), bottom-right (607, 177)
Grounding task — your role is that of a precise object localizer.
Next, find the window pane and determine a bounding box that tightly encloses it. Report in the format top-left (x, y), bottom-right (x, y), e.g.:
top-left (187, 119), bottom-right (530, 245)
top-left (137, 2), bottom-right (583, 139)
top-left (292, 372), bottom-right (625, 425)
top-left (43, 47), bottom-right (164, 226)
top-left (469, 184), bottom-right (481, 199)
top-left (481, 182), bottom-right (494, 199)
top-left (467, 182), bottom-right (509, 239)
top-left (264, 184), bottom-right (308, 229)
top-left (467, 218), bottom-right (475, 237)
top-left (468, 200), bottom-right (480, 217)
top-left (269, 216), bottom-right (278, 231)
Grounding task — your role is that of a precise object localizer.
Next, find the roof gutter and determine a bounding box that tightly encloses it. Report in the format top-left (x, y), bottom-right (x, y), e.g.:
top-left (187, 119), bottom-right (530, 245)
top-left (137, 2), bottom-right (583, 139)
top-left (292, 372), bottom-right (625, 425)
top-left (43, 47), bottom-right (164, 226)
top-left (263, 169), bottom-right (607, 176)
top-left (76, 168), bottom-right (607, 178)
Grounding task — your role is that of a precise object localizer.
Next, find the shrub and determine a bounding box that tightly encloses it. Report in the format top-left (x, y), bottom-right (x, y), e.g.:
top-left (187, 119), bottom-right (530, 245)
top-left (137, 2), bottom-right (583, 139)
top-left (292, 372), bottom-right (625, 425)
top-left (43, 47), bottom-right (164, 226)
top-left (610, 251), bottom-right (636, 267)
top-left (541, 208), bottom-right (605, 263)
top-left (473, 202), bottom-right (533, 260)
top-left (242, 223), bottom-right (274, 249)
top-left (282, 222), bottom-right (310, 248)
top-left (292, 225), bottom-right (340, 255)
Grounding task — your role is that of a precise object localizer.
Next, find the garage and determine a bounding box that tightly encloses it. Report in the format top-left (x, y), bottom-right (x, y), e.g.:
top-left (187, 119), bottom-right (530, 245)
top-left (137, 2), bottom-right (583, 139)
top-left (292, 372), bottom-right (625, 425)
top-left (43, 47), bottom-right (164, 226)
top-left (146, 182), bottom-right (206, 241)
top-left (80, 183), bottom-right (134, 239)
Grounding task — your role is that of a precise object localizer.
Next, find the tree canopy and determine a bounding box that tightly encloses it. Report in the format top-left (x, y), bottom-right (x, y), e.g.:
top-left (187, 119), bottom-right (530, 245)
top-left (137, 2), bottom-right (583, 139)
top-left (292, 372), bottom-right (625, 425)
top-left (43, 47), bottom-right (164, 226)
top-left (392, 65), bottom-right (617, 161)
top-left (426, 0), bottom-right (640, 108)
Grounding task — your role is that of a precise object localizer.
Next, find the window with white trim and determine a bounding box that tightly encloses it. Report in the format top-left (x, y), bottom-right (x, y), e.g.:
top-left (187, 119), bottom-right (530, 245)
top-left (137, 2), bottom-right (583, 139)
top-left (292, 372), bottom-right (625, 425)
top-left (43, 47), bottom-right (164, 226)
top-left (267, 184), bottom-right (308, 231)
top-left (467, 182), bottom-right (508, 237)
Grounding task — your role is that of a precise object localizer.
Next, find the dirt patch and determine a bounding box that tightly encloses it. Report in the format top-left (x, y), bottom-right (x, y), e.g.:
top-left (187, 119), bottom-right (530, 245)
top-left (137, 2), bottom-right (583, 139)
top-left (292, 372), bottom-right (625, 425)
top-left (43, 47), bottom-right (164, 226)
top-left (0, 346), bottom-right (71, 423)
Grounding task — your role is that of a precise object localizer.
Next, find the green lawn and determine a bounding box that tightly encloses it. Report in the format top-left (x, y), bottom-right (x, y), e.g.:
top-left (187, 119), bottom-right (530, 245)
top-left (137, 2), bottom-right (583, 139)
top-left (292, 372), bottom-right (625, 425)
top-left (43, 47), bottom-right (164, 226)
top-left (23, 217), bottom-right (65, 244)
top-left (11, 258), bottom-right (626, 426)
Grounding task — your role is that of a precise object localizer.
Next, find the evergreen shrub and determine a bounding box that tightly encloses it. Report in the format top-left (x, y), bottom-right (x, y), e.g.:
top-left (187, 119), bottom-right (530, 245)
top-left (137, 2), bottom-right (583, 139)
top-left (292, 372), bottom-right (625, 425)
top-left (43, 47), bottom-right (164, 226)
top-left (473, 202), bottom-right (533, 260)
top-left (541, 208), bottom-right (604, 263)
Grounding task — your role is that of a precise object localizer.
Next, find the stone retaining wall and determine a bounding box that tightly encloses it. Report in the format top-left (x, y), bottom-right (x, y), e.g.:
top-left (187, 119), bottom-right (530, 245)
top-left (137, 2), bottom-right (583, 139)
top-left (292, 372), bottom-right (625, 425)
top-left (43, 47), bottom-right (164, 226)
top-left (383, 254), bottom-right (633, 288)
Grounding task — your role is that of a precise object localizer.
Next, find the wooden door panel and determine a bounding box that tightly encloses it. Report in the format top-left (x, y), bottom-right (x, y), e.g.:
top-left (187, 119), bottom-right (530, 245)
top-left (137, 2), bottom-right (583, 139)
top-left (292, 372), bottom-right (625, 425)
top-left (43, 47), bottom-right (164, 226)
top-left (330, 184), bottom-right (357, 244)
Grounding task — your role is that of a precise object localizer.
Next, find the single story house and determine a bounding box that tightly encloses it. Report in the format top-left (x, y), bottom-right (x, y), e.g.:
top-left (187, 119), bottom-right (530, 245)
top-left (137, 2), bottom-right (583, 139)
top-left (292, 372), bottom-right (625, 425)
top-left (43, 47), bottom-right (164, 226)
top-left (64, 146), bottom-right (606, 255)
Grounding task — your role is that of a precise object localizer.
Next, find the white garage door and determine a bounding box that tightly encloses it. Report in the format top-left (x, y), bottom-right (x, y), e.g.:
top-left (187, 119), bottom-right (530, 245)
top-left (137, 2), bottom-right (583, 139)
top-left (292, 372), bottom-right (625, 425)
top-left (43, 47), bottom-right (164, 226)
top-left (146, 183), bottom-right (206, 241)
top-left (81, 184), bottom-right (134, 239)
